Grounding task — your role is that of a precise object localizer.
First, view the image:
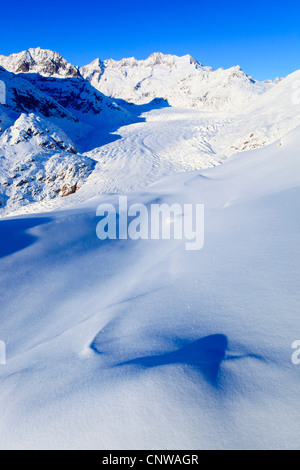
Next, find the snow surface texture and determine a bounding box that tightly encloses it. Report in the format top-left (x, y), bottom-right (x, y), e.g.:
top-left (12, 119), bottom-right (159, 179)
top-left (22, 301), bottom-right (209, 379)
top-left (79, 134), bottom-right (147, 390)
top-left (0, 126), bottom-right (299, 450)
top-left (0, 48), bottom-right (299, 449)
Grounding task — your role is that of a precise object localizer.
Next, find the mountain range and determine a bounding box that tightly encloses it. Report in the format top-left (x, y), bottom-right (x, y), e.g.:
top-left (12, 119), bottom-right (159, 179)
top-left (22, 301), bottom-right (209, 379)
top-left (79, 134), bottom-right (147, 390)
top-left (1, 48), bottom-right (276, 110)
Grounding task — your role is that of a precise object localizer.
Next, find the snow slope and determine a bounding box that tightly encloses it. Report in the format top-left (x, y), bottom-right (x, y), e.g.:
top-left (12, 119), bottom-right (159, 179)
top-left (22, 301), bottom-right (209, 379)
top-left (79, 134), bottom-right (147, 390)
top-left (0, 64), bottom-right (138, 145)
top-left (0, 125), bottom-right (299, 449)
top-left (18, 72), bottom-right (139, 149)
top-left (212, 70), bottom-right (300, 156)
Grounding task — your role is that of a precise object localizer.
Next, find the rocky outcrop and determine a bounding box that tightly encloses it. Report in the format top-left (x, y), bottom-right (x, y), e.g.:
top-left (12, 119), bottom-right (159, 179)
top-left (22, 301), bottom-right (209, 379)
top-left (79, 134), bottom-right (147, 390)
top-left (0, 113), bottom-right (96, 213)
top-left (1, 113), bottom-right (77, 153)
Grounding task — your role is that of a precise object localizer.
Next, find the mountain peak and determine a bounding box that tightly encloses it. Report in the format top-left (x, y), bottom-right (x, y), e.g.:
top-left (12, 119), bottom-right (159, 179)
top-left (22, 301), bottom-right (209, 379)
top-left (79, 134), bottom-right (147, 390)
top-left (144, 52), bottom-right (199, 67)
top-left (147, 52), bottom-right (198, 63)
top-left (0, 48), bottom-right (80, 78)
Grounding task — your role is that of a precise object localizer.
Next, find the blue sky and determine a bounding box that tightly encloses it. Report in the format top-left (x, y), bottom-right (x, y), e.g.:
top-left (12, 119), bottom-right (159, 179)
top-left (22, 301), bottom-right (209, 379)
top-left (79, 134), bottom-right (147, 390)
top-left (1, 0), bottom-right (299, 80)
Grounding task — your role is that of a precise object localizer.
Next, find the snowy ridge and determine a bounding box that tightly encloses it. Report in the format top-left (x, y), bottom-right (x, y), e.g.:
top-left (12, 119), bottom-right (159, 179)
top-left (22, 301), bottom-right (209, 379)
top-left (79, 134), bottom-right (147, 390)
top-left (80, 52), bottom-right (275, 111)
top-left (212, 69), bottom-right (300, 156)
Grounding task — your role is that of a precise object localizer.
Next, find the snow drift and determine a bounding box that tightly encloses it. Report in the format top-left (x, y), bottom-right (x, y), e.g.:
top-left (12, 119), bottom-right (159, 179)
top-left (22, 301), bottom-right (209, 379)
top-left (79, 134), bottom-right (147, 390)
top-left (0, 124), bottom-right (299, 449)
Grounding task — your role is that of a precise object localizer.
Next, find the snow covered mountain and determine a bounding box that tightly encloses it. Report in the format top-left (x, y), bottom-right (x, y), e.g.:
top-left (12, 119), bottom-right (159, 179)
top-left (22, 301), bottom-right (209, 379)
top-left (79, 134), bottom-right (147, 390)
top-left (7, 67), bottom-right (298, 218)
top-left (0, 63), bottom-right (137, 135)
top-left (0, 51), bottom-right (143, 214)
top-left (0, 66), bottom-right (78, 122)
top-left (20, 72), bottom-right (137, 133)
top-left (0, 47), bottom-right (80, 77)
top-left (80, 52), bottom-right (275, 111)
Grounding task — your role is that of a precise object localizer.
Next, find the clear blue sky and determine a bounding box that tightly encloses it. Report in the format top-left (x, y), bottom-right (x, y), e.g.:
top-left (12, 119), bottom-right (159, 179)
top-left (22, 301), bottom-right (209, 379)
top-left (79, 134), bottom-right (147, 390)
top-left (1, 0), bottom-right (299, 80)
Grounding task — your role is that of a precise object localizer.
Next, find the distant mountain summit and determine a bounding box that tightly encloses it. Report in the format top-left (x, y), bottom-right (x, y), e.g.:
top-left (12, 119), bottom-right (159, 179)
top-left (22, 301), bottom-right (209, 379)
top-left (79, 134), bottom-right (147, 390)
top-left (0, 47), bottom-right (80, 78)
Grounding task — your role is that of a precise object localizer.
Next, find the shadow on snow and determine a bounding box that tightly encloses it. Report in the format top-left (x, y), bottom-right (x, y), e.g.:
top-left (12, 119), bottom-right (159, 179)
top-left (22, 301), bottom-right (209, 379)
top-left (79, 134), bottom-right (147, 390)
top-left (116, 334), bottom-right (265, 387)
top-left (0, 217), bottom-right (51, 258)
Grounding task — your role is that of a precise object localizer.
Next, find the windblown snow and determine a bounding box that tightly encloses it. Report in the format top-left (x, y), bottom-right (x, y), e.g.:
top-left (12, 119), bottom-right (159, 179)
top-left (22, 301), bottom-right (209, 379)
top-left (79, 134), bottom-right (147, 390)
top-left (0, 47), bottom-right (299, 450)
